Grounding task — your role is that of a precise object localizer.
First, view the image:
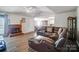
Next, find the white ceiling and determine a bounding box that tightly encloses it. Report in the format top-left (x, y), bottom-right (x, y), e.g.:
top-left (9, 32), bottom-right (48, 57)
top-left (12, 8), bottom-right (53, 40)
top-left (47, 6), bottom-right (77, 13)
top-left (0, 6), bottom-right (77, 17)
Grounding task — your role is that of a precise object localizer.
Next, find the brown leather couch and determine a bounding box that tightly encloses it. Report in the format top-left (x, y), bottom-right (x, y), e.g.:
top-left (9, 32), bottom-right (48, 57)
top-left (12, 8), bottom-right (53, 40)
top-left (29, 27), bottom-right (68, 52)
top-left (36, 26), bottom-right (67, 41)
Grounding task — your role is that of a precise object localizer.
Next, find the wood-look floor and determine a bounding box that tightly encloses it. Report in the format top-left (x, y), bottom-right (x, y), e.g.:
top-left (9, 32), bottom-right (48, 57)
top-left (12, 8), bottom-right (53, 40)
top-left (4, 33), bottom-right (35, 52)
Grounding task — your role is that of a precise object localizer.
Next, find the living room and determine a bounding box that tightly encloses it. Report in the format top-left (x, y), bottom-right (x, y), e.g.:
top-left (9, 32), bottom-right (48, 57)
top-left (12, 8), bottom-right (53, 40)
top-left (0, 6), bottom-right (78, 52)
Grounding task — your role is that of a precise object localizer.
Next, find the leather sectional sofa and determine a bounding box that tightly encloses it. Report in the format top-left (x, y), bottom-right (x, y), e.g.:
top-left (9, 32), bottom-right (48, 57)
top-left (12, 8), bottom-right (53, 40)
top-left (28, 26), bottom-right (68, 52)
top-left (36, 26), bottom-right (67, 41)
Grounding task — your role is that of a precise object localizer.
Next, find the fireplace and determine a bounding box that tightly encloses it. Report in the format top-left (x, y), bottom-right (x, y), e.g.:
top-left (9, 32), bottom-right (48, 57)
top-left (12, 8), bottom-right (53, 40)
top-left (9, 24), bottom-right (23, 37)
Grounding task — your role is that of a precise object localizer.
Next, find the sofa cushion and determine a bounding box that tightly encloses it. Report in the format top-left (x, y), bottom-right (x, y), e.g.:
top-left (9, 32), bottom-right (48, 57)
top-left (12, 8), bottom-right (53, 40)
top-left (49, 33), bottom-right (58, 40)
top-left (58, 32), bottom-right (64, 39)
top-left (54, 27), bottom-right (60, 33)
top-left (60, 28), bottom-right (67, 38)
top-left (57, 28), bottom-right (63, 35)
top-left (46, 27), bottom-right (52, 33)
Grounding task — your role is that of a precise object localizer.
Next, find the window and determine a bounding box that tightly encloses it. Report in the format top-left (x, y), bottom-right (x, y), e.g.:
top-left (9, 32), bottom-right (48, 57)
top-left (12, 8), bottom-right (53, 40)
top-left (34, 17), bottom-right (55, 26)
top-left (48, 17), bottom-right (55, 26)
top-left (0, 15), bottom-right (5, 35)
top-left (0, 14), bottom-right (9, 37)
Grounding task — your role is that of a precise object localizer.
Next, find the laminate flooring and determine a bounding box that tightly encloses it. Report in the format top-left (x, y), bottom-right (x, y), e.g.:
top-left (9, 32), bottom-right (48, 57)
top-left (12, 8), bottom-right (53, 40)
top-left (4, 33), bottom-right (35, 52)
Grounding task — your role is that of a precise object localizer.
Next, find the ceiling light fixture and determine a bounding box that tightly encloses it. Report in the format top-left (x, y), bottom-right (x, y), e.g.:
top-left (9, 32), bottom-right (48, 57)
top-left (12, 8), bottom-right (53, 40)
top-left (24, 6), bottom-right (37, 13)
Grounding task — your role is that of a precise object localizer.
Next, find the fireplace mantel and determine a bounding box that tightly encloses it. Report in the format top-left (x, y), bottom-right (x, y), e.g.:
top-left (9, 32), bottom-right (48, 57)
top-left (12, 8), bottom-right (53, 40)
top-left (9, 24), bottom-right (23, 37)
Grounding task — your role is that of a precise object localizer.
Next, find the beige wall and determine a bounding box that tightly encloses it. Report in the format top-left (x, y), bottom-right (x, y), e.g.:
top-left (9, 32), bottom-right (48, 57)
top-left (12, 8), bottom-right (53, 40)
top-left (54, 11), bottom-right (76, 27)
top-left (8, 14), bottom-right (22, 24)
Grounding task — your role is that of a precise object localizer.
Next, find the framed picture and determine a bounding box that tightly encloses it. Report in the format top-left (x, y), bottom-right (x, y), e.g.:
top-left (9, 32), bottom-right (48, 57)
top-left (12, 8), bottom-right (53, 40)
top-left (20, 18), bottom-right (26, 23)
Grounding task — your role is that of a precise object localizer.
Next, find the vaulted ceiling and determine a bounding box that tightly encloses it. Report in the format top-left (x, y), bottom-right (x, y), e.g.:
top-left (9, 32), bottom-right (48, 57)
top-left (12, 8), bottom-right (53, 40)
top-left (0, 6), bottom-right (77, 17)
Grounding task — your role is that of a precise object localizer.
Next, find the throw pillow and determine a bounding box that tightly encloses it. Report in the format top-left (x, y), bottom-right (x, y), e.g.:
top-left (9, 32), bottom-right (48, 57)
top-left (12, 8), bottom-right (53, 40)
top-left (55, 37), bottom-right (65, 48)
top-left (58, 28), bottom-right (63, 35)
